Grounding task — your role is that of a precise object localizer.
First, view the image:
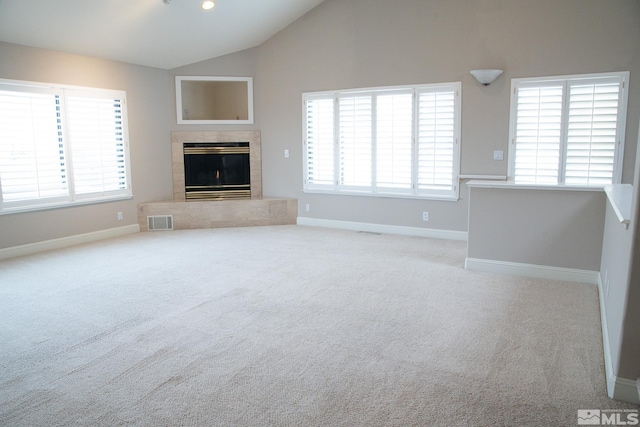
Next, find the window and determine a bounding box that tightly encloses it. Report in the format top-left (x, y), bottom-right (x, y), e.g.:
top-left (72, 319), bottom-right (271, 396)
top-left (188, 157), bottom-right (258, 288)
top-left (0, 79), bottom-right (132, 213)
top-left (508, 72), bottom-right (628, 186)
top-left (304, 82), bottom-right (460, 200)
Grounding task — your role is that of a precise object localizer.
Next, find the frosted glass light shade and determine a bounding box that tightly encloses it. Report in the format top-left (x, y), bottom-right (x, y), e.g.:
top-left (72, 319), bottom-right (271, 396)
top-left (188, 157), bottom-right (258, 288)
top-left (470, 69), bottom-right (504, 85)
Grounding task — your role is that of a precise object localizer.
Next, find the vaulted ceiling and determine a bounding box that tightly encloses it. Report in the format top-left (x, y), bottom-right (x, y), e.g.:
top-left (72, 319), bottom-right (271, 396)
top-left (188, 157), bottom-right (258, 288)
top-left (0, 0), bottom-right (325, 69)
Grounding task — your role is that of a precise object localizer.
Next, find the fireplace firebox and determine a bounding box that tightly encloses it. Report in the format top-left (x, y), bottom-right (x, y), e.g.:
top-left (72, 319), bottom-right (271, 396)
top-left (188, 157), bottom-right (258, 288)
top-left (183, 142), bottom-right (250, 200)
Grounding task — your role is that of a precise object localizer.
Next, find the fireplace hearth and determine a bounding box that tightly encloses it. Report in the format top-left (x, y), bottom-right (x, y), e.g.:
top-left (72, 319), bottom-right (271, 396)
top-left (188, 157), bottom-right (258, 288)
top-left (183, 142), bottom-right (250, 200)
top-left (137, 131), bottom-right (296, 231)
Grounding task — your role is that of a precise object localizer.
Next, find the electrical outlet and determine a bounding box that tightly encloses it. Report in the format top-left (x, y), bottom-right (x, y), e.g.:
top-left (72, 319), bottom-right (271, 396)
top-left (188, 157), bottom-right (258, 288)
top-left (422, 211), bottom-right (429, 221)
top-left (305, 204), bottom-right (310, 212)
top-left (117, 211), bottom-right (123, 221)
top-left (284, 149), bottom-right (290, 158)
top-left (493, 150), bottom-right (504, 161)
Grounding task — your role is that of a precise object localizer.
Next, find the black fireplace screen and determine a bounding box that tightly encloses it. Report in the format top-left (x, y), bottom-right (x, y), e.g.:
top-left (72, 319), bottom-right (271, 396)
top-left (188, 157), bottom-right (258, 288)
top-left (183, 142), bottom-right (250, 200)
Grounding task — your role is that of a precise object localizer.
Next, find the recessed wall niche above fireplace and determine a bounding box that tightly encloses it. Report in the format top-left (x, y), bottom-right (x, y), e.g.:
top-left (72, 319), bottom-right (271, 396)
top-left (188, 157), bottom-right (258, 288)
top-left (171, 131), bottom-right (262, 201)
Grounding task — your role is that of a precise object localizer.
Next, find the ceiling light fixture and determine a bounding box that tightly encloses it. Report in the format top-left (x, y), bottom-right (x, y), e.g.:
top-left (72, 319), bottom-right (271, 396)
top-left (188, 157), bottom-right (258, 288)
top-left (201, 0), bottom-right (215, 10)
top-left (470, 69), bottom-right (504, 86)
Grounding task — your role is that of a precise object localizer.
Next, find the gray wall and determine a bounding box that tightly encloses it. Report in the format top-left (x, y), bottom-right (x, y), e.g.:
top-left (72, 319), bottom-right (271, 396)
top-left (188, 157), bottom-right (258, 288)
top-left (601, 119), bottom-right (640, 386)
top-left (601, 200), bottom-right (634, 380)
top-left (620, 196), bottom-right (640, 380)
top-left (2, 1), bottom-right (639, 247)
top-left (0, 42), bottom-right (173, 249)
top-left (170, 47), bottom-right (260, 132)
top-left (254, 0), bottom-right (640, 232)
top-left (468, 188), bottom-right (606, 271)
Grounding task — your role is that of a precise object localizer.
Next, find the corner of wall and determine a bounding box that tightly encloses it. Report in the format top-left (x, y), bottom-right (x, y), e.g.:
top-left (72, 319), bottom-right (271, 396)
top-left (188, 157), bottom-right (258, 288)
top-left (597, 273), bottom-right (640, 404)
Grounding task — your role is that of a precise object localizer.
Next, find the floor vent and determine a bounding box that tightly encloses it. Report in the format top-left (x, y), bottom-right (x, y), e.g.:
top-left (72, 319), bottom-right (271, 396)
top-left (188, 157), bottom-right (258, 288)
top-left (147, 215), bottom-right (173, 231)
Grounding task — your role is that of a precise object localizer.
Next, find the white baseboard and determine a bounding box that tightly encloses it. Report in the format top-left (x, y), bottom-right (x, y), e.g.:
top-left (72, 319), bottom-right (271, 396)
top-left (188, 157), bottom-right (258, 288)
top-left (0, 224), bottom-right (140, 261)
top-left (597, 275), bottom-right (640, 404)
top-left (296, 217), bottom-right (468, 241)
top-left (464, 257), bottom-right (599, 285)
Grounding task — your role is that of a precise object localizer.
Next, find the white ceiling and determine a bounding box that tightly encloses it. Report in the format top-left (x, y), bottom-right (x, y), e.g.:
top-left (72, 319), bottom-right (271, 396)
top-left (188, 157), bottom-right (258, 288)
top-left (0, 0), bottom-right (325, 70)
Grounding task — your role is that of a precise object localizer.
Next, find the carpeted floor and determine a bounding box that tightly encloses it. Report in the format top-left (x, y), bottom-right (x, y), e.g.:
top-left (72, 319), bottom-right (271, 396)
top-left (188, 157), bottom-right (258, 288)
top-left (0, 225), bottom-right (637, 426)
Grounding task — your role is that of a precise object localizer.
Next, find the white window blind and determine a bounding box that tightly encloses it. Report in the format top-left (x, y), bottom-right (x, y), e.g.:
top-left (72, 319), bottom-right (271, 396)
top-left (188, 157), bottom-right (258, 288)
top-left (66, 93), bottom-right (128, 197)
top-left (565, 79), bottom-right (621, 185)
top-left (339, 95), bottom-right (372, 189)
top-left (303, 82), bottom-right (460, 200)
top-left (376, 92), bottom-right (413, 191)
top-left (0, 88), bottom-right (69, 205)
top-left (513, 84), bottom-right (563, 184)
top-left (509, 72), bottom-right (628, 186)
top-left (0, 79), bottom-right (132, 213)
top-left (304, 97), bottom-right (335, 189)
top-left (417, 89), bottom-right (457, 195)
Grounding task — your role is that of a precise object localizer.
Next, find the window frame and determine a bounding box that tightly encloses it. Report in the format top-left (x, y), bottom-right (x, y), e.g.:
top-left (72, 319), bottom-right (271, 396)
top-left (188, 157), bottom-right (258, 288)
top-left (507, 71), bottom-right (629, 186)
top-left (0, 78), bottom-right (133, 215)
top-left (303, 82), bottom-right (461, 201)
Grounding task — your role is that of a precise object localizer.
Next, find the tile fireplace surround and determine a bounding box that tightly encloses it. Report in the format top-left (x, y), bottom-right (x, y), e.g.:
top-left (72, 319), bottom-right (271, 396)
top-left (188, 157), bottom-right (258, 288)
top-left (137, 131), bottom-right (297, 231)
top-left (171, 131), bottom-right (262, 201)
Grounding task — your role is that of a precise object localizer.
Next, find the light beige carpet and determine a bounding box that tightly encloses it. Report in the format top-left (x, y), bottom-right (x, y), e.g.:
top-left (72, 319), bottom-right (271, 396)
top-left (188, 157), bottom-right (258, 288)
top-left (0, 225), bottom-right (636, 426)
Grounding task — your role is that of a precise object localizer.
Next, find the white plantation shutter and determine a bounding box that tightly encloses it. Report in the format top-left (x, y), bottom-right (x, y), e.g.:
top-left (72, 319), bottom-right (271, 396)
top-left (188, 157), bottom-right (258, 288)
top-left (376, 92), bottom-right (413, 191)
top-left (565, 77), bottom-right (622, 185)
top-left (0, 87), bottom-right (69, 206)
top-left (305, 97), bottom-right (335, 189)
top-left (513, 84), bottom-right (563, 184)
top-left (0, 79), bottom-right (132, 213)
top-left (66, 92), bottom-right (128, 197)
top-left (339, 95), bottom-right (372, 189)
top-left (417, 87), bottom-right (458, 196)
top-left (510, 72), bottom-right (627, 186)
top-left (303, 82), bottom-right (461, 200)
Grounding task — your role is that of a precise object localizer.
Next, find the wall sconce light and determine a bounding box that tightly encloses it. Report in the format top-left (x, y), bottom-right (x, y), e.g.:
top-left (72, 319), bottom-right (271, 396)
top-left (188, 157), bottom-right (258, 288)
top-left (470, 69), bottom-right (504, 86)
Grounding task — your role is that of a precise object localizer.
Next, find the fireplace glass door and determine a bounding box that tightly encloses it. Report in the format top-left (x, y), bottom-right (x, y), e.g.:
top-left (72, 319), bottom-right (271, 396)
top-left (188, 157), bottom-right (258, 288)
top-left (183, 142), bottom-right (250, 200)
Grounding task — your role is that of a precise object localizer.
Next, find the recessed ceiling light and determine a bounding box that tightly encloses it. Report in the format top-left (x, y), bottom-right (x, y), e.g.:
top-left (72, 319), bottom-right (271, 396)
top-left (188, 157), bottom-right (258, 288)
top-left (201, 0), bottom-right (215, 10)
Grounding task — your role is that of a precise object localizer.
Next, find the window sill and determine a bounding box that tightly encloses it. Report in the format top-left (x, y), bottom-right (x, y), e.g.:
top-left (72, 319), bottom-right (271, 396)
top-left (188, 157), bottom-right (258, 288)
top-left (303, 189), bottom-right (459, 202)
top-left (465, 180), bottom-right (605, 192)
top-left (0, 194), bottom-right (133, 216)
